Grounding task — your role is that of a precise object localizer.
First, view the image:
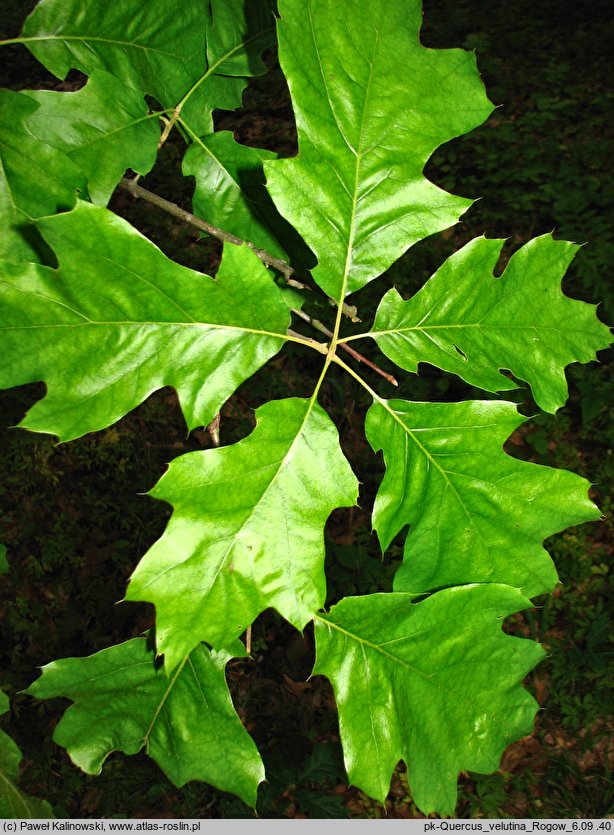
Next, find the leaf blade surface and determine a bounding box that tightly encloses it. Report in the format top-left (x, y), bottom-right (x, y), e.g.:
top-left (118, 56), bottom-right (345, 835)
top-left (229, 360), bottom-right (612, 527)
top-left (127, 397), bottom-right (358, 665)
top-left (366, 398), bottom-right (600, 598)
top-left (21, 0), bottom-right (208, 111)
top-left (369, 235), bottom-right (612, 412)
top-left (183, 131), bottom-right (286, 259)
top-left (23, 71), bottom-right (160, 205)
top-left (314, 584), bottom-right (544, 815)
top-left (266, 0), bottom-right (494, 299)
top-left (26, 638), bottom-right (263, 807)
top-left (0, 89), bottom-right (85, 261)
top-left (0, 201), bottom-right (291, 441)
top-left (22, 0), bottom-right (275, 136)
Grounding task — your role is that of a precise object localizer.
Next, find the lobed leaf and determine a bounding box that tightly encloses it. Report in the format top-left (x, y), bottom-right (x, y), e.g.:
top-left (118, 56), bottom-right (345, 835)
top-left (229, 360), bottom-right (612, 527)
top-left (314, 584), bottom-right (544, 816)
top-left (26, 638), bottom-right (264, 807)
top-left (21, 0), bottom-right (208, 114)
top-left (0, 690), bottom-right (54, 818)
top-left (127, 397), bottom-right (358, 666)
top-left (23, 71), bottom-right (160, 205)
top-left (22, 0), bottom-right (276, 136)
top-left (179, 0), bottom-right (276, 135)
top-left (368, 235), bottom-right (612, 412)
top-left (265, 0), bottom-right (494, 300)
top-left (0, 201), bottom-right (292, 441)
top-left (366, 398), bottom-right (601, 598)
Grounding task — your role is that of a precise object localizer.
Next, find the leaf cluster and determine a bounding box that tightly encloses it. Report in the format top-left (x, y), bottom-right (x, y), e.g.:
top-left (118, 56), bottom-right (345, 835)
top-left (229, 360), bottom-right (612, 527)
top-left (0, 0), bottom-right (611, 818)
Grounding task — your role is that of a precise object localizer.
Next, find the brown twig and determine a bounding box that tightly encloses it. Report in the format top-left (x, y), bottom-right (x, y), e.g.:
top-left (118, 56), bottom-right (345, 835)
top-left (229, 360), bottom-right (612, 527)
top-left (157, 107), bottom-right (181, 151)
top-left (291, 310), bottom-right (398, 386)
top-left (207, 413), bottom-right (221, 447)
top-left (117, 177), bottom-right (359, 321)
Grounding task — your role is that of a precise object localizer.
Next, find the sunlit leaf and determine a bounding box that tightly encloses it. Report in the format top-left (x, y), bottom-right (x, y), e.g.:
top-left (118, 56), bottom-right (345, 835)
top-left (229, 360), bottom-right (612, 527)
top-left (0, 89), bottom-right (84, 261)
top-left (314, 584), bottom-right (544, 815)
top-left (127, 397), bottom-right (358, 666)
top-left (368, 235), bottom-right (612, 412)
top-left (26, 638), bottom-right (264, 807)
top-left (266, 0), bottom-right (493, 299)
top-left (366, 398), bottom-right (600, 597)
top-left (0, 201), bottom-right (291, 441)
top-left (184, 131), bottom-right (286, 258)
top-left (23, 71), bottom-right (159, 205)
top-left (22, 0), bottom-right (276, 136)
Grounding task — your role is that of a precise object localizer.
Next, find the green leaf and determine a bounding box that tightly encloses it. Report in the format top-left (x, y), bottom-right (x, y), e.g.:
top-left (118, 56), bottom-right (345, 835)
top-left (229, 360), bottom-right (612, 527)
top-left (0, 545), bottom-right (7, 573)
top-left (265, 0), bottom-right (494, 300)
top-left (365, 399), bottom-right (601, 598)
top-left (23, 71), bottom-right (160, 205)
top-left (26, 638), bottom-right (264, 807)
top-left (0, 171), bottom-right (41, 263)
top-left (183, 131), bottom-right (286, 259)
top-left (0, 89), bottom-right (85, 261)
top-left (0, 201), bottom-right (292, 441)
top-left (313, 584), bottom-right (544, 816)
top-left (0, 690), bottom-right (54, 818)
top-left (21, 0), bottom-right (208, 113)
top-left (22, 0), bottom-right (276, 136)
top-left (368, 235), bottom-right (612, 413)
top-left (205, 0), bottom-right (273, 77)
top-left (179, 0), bottom-right (276, 134)
top-left (127, 397), bottom-right (358, 666)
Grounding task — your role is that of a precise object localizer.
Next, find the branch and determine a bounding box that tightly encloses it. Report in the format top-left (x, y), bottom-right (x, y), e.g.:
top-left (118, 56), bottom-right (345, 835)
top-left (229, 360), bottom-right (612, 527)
top-left (117, 177), bottom-right (359, 321)
top-left (117, 177), bottom-right (396, 384)
top-left (292, 310), bottom-right (398, 387)
top-left (157, 106), bottom-right (181, 151)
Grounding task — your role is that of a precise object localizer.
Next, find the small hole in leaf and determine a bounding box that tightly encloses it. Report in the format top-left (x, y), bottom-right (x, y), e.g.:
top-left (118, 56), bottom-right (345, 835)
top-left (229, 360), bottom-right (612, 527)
top-left (453, 344), bottom-right (468, 361)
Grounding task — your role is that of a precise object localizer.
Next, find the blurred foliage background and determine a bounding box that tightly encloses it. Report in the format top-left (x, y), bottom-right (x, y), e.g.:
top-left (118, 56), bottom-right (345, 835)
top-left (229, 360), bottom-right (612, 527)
top-left (0, 0), bottom-right (612, 819)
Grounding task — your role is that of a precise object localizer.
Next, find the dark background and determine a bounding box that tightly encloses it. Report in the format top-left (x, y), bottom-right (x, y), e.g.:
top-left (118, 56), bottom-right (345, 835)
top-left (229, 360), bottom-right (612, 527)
top-left (0, 0), bottom-right (612, 819)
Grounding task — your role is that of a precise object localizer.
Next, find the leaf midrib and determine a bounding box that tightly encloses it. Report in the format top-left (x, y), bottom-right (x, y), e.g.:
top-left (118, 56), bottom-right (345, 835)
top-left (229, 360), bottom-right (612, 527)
top-left (345, 321), bottom-right (594, 343)
top-left (314, 615), bottom-right (433, 682)
top-left (178, 25), bottom-right (276, 112)
top-left (0, 766), bottom-right (34, 817)
top-left (142, 392), bottom-right (325, 627)
top-left (13, 35), bottom-right (189, 63)
top-left (306, 0), bottom-right (380, 310)
top-left (383, 404), bottom-right (490, 552)
top-left (0, 320), bottom-right (291, 341)
top-left (143, 656), bottom-right (187, 749)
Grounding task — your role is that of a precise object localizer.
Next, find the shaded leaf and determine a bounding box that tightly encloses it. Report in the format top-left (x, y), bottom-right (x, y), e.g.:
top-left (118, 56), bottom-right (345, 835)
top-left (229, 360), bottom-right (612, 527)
top-left (205, 0), bottom-right (273, 77)
top-left (23, 70), bottom-right (159, 205)
top-left (0, 545), bottom-right (7, 573)
top-left (184, 131), bottom-right (285, 259)
top-left (21, 0), bottom-right (208, 113)
top-left (26, 638), bottom-right (263, 807)
top-left (368, 235), bottom-right (612, 412)
top-left (127, 397), bottom-right (358, 666)
top-left (296, 789), bottom-right (348, 819)
top-left (0, 171), bottom-right (41, 263)
top-left (0, 89), bottom-right (85, 261)
top-left (0, 690), bottom-right (54, 818)
top-left (365, 398), bottom-right (600, 598)
top-left (179, 0), bottom-right (277, 134)
top-left (314, 584), bottom-right (544, 816)
top-left (265, 0), bottom-right (493, 300)
top-left (22, 0), bottom-right (276, 136)
top-left (0, 201), bottom-right (292, 441)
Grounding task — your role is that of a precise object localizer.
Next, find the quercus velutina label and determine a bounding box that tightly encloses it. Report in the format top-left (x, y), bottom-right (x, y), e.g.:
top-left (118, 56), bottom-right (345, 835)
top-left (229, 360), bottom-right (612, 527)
top-left (0, 0), bottom-right (610, 817)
